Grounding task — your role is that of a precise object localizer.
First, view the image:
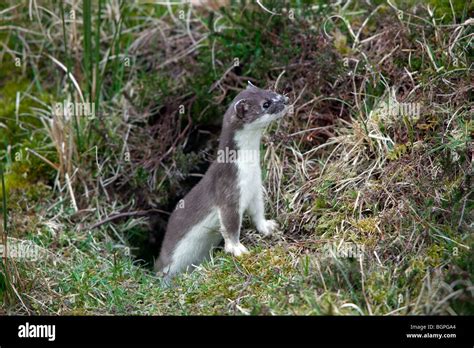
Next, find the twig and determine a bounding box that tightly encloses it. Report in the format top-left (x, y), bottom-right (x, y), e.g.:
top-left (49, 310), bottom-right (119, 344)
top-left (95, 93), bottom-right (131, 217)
top-left (87, 209), bottom-right (170, 231)
top-left (256, 0), bottom-right (280, 16)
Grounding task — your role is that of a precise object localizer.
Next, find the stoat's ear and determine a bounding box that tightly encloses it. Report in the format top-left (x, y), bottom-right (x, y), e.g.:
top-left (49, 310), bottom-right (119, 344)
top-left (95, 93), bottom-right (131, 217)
top-left (234, 99), bottom-right (249, 119)
top-left (246, 81), bottom-right (257, 90)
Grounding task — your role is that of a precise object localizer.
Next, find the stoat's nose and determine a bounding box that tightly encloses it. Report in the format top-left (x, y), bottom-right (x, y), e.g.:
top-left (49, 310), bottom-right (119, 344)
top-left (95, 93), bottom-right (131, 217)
top-left (276, 95), bottom-right (289, 105)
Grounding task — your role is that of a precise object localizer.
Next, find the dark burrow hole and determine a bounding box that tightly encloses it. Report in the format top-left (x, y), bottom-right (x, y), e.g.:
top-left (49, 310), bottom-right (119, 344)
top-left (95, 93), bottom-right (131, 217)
top-left (126, 123), bottom-right (221, 269)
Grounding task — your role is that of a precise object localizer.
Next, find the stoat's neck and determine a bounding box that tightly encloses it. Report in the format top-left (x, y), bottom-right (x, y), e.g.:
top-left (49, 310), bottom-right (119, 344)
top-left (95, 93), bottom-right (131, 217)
top-left (218, 124), bottom-right (264, 165)
top-left (218, 124), bottom-right (263, 149)
top-left (233, 127), bottom-right (263, 165)
top-left (234, 127), bottom-right (263, 151)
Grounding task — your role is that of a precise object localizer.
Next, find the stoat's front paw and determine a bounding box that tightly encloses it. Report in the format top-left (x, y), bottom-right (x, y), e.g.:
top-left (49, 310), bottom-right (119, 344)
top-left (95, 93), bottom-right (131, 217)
top-left (225, 242), bottom-right (249, 257)
top-left (257, 219), bottom-right (278, 237)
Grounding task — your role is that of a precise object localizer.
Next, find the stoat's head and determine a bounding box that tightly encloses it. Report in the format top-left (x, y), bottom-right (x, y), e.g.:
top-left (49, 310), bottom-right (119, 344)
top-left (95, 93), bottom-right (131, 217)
top-left (229, 82), bottom-right (290, 129)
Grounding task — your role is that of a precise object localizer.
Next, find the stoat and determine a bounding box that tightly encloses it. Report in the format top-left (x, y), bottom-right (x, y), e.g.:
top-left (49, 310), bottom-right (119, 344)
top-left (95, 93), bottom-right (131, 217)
top-left (155, 82), bottom-right (289, 278)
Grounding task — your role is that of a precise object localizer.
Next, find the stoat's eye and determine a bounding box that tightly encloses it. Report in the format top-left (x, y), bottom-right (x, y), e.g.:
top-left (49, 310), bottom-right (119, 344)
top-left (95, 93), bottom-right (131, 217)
top-left (262, 101), bottom-right (271, 109)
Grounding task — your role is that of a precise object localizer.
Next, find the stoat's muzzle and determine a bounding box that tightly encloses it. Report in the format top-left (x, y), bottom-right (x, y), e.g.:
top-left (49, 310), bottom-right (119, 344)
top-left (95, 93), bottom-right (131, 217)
top-left (268, 94), bottom-right (290, 115)
top-left (268, 94), bottom-right (290, 121)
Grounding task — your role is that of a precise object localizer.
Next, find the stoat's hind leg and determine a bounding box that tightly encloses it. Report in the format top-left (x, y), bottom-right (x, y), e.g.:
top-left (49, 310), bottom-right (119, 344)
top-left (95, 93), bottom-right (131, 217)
top-left (166, 212), bottom-right (221, 276)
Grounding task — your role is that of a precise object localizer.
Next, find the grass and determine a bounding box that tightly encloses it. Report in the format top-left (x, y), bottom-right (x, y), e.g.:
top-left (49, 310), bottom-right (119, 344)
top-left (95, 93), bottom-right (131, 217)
top-left (0, 0), bottom-right (472, 315)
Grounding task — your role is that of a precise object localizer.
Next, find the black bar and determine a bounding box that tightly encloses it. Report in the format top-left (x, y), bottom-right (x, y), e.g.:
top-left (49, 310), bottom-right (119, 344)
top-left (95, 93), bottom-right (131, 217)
top-left (0, 316), bottom-right (472, 346)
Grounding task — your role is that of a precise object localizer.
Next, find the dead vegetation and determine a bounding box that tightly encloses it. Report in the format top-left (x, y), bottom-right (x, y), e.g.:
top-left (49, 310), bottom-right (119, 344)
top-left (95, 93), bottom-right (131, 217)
top-left (0, 0), bottom-right (472, 315)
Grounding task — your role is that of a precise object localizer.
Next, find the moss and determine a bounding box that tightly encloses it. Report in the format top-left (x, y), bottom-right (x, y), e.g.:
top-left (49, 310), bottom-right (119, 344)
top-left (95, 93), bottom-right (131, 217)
top-left (314, 212), bottom-right (344, 236)
top-left (387, 143), bottom-right (408, 161)
top-left (426, 0), bottom-right (472, 23)
top-left (333, 30), bottom-right (352, 56)
top-left (1, 156), bottom-right (54, 209)
top-left (313, 196), bottom-right (328, 211)
top-left (403, 257), bottom-right (428, 287)
top-left (366, 270), bottom-right (396, 307)
top-left (0, 60), bottom-right (53, 148)
top-left (426, 244), bottom-right (444, 267)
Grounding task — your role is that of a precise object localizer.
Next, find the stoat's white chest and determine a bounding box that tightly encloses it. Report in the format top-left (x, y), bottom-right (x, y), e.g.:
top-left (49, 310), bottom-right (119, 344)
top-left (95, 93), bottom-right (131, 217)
top-left (234, 128), bottom-right (264, 214)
